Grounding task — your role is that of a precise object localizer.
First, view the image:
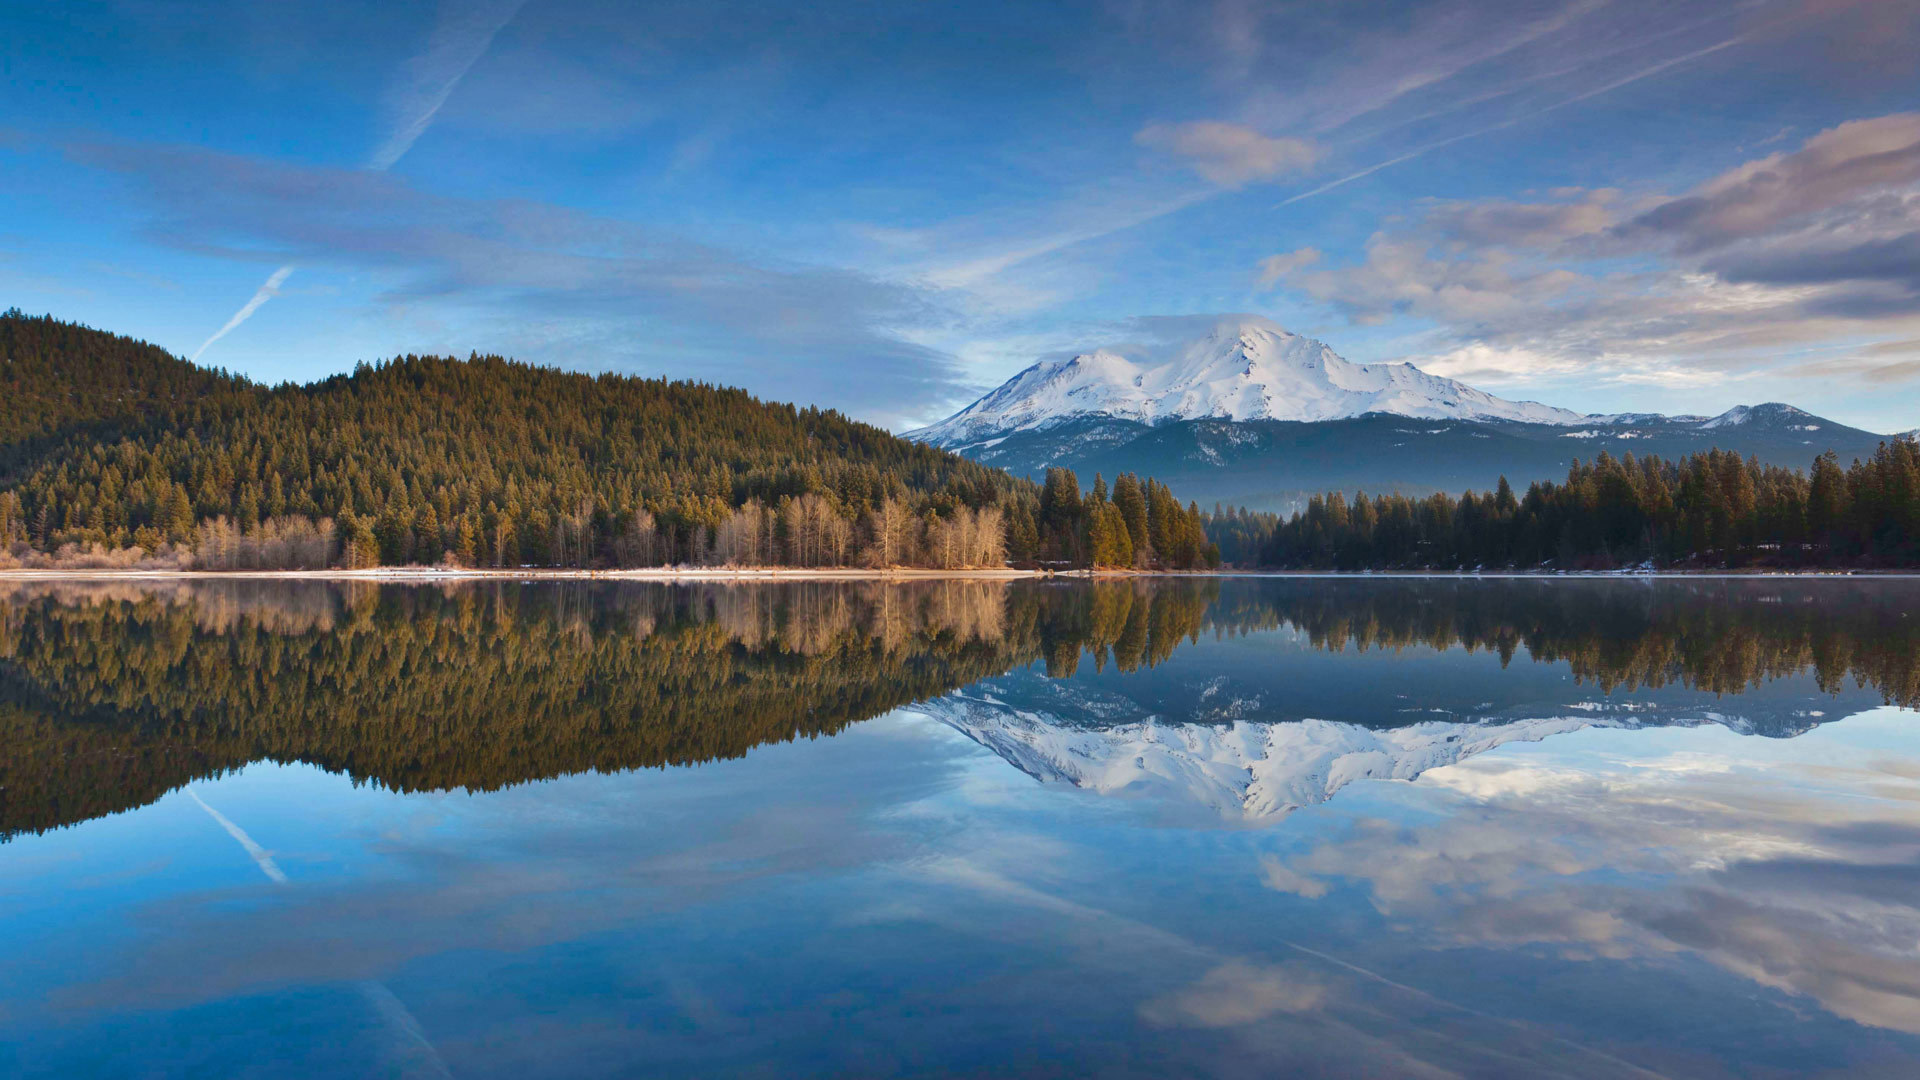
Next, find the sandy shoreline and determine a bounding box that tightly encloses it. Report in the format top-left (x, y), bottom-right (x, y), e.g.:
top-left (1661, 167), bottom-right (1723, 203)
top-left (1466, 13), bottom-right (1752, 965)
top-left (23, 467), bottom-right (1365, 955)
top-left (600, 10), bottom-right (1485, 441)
top-left (0, 567), bottom-right (1911, 582)
top-left (0, 566), bottom-right (1051, 582)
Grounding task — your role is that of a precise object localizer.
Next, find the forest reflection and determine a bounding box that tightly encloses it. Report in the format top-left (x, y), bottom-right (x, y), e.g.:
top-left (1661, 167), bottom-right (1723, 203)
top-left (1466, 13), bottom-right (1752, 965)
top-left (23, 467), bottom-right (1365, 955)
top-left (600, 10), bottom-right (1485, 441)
top-left (2, 576), bottom-right (1916, 838)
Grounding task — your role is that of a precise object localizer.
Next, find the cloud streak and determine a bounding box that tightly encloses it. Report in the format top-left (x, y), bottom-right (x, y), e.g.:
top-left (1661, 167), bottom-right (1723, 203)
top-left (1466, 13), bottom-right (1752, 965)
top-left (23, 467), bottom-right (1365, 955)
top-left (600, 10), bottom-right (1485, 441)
top-left (190, 264), bottom-right (295, 361)
top-left (194, 0), bottom-right (526, 361)
top-left (1277, 34), bottom-right (1749, 209)
top-left (368, 0), bottom-right (529, 171)
top-left (84, 141), bottom-right (970, 425)
top-left (184, 787), bottom-right (287, 884)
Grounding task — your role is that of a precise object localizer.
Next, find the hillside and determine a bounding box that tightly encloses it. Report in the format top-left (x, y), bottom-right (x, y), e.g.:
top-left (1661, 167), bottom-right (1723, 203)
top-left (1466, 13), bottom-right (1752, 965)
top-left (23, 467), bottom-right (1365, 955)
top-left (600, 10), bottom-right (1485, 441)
top-left (0, 312), bottom-right (1218, 570)
top-left (0, 310), bottom-right (252, 475)
top-left (0, 311), bottom-right (1032, 568)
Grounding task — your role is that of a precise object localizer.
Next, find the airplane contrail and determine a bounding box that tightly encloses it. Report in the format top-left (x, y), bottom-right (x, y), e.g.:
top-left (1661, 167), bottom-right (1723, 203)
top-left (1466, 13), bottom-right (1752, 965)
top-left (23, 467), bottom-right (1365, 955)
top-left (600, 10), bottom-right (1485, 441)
top-left (184, 785), bottom-right (453, 1079)
top-left (185, 787), bottom-right (288, 883)
top-left (190, 265), bottom-right (296, 362)
top-left (1278, 34), bottom-right (1748, 209)
top-left (191, 0), bottom-right (528, 362)
top-left (368, 0), bottom-right (530, 171)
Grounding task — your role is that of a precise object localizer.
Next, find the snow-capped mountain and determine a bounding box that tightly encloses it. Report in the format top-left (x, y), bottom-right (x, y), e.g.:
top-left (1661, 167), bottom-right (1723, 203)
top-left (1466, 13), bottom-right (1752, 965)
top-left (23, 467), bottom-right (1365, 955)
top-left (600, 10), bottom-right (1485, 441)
top-left (907, 317), bottom-right (1891, 512)
top-left (909, 316), bottom-right (1584, 450)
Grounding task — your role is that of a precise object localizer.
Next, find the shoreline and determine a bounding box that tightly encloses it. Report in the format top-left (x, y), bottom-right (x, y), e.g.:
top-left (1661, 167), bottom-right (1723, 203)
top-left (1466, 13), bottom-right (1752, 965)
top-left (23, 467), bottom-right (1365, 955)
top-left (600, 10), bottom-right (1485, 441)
top-left (0, 567), bottom-right (1914, 582)
top-left (0, 566), bottom-right (1049, 582)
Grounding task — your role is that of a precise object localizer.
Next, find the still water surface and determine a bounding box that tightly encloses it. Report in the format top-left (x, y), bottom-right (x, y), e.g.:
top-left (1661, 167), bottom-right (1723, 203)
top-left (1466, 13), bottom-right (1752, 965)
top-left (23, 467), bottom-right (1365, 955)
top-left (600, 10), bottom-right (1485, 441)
top-left (3, 577), bottom-right (1919, 1078)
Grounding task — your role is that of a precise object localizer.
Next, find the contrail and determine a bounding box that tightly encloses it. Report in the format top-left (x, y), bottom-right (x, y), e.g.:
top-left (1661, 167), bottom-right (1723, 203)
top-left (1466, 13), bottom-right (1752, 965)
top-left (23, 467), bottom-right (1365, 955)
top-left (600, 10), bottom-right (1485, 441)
top-left (190, 265), bottom-right (295, 362)
top-left (191, 0), bottom-right (527, 361)
top-left (185, 787), bottom-right (288, 883)
top-left (1278, 34), bottom-right (1747, 208)
top-left (184, 785), bottom-right (454, 1078)
top-left (919, 855), bottom-right (1672, 1078)
top-left (368, 0), bottom-right (530, 171)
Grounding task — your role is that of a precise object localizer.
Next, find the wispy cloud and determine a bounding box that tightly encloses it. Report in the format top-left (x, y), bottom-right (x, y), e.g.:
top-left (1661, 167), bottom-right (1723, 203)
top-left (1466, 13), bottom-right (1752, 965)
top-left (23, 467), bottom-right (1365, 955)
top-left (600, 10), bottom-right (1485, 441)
top-left (1134, 121), bottom-right (1320, 187)
top-left (84, 141), bottom-right (969, 426)
top-left (368, 0), bottom-right (529, 171)
top-left (1277, 34), bottom-right (1749, 209)
top-left (193, 0), bottom-right (527, 361)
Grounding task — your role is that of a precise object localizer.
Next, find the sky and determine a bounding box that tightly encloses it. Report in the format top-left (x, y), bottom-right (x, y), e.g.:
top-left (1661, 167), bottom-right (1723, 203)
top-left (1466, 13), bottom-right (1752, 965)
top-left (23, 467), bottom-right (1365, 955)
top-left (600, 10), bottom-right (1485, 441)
top-left (3, 0), bottom-right (1918, 433)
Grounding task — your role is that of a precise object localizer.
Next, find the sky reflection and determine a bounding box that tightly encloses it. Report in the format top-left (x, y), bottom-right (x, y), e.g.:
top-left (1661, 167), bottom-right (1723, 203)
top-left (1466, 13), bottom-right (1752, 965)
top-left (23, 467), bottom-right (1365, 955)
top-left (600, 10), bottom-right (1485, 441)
top-left (4, 580), bottom-right (1920, 1077)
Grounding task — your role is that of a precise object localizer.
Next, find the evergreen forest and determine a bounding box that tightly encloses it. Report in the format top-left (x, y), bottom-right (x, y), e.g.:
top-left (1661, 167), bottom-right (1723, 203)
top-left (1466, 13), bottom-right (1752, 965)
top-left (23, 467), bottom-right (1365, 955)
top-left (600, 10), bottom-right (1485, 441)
top-left (0, 312), bottom-right (1215, 570)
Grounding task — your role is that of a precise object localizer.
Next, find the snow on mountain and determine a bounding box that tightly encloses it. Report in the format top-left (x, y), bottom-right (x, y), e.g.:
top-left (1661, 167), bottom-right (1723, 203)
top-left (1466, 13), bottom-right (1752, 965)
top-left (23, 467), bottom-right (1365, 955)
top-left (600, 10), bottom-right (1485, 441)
top-left (916, 690), bottom-right (1614, 820)
top-left (908, 316), bottom-right (1588, 448)
top-left (1697, 402), bottom-right (1825, 431)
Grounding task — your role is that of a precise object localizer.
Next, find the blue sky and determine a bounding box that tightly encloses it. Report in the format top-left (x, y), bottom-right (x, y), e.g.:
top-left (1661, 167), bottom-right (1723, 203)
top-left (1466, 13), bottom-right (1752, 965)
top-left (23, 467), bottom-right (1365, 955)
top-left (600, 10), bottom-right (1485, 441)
top-left (3, 0), bottom-right (1918, 432)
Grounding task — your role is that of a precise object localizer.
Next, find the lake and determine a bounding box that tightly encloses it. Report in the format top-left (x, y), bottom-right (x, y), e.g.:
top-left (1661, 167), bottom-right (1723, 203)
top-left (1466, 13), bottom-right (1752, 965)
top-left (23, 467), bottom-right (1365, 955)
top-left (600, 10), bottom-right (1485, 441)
top-left (3, 576), bottom-right (1919, 1078)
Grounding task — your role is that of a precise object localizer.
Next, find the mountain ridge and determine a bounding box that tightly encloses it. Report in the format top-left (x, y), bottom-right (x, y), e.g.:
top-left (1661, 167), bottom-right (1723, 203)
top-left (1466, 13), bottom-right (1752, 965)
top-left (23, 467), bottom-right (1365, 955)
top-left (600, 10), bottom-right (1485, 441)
top-left (909, 316), bottom-right (1589, 448)
top-left (911, 316), bottom-right (1894, 450)
top-left (907, 317), bottom-right (1897, 512)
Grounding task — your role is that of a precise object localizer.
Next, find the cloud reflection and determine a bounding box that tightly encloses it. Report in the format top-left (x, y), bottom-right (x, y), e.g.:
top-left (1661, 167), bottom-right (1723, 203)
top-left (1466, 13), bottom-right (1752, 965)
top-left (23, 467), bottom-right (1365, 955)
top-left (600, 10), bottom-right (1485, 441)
top-left (1265, 713), bottom-right (1920, 1032)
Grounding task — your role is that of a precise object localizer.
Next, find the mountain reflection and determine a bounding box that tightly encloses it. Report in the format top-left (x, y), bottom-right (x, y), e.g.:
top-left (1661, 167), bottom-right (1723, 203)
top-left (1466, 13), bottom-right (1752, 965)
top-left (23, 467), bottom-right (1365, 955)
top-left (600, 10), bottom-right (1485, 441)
top-left (2, 576), bottom-right (1917, 837)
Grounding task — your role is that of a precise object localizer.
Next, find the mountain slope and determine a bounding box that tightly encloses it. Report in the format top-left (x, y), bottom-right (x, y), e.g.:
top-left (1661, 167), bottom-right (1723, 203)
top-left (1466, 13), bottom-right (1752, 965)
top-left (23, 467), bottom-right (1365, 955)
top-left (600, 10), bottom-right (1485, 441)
top-left (910, 316), bottom-right (1582, 450)
top-left (911, 317), bottom-right (1895, 511)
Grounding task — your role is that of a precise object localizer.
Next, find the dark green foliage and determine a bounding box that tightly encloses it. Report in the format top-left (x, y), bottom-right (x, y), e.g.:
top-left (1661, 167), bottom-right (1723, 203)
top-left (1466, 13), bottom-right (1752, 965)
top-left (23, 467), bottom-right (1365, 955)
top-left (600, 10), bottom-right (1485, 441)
top-left (0, 310), bottom-right (251, 476)
top-left (1031, 467), bottom-right (1213, 568)
top-left (0, 577), bottom-right (1225, 836)
top-left (6, 575), bottom-right (1917, 839)
top-left (1243, 446), bottom-right (1920, 570)
top-left (1, 312), bottom-right (1044, 567)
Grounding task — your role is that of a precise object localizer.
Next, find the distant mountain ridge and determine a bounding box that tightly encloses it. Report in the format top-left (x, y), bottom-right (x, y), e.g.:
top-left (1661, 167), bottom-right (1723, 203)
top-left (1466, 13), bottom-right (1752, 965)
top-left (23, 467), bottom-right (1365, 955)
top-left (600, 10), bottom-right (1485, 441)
top-left (909, 317), bottom-right (1896, 511)
top-left (908, 317), bottom-right (1584, 449)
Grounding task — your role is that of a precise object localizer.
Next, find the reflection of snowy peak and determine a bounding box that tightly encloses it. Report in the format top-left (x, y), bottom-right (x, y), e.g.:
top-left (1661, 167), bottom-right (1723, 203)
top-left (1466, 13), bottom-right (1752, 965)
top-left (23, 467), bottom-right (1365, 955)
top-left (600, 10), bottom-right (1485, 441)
top-left (919, 691), bottom-right (1610, 820)
top-left (917, 672), bottom-right (1839, 820)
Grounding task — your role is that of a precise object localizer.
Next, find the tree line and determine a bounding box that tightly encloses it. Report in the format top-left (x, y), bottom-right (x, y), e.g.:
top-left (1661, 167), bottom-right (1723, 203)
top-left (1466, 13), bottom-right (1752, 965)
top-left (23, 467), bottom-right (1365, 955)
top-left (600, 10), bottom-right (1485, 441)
top-left (1033, 468), bottom-right (1220, 569)
top-left (1243, 444), bottom-right (1920, 570)
top-left (0, 312), bottom-right (1220, 571)
top-left (0, 577), bottom-right (1222, 836)
top-left (7, 574), bottom-right (1918, 837)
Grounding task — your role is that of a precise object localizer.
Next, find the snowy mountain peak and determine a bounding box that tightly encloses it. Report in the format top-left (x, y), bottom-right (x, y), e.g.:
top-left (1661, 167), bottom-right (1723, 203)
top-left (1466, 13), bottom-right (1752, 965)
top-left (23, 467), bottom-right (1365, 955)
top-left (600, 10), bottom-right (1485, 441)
top-left (1699, 402), bottom-right (1821, 430)
top-left (908, 316), bottom-right (1589, 449)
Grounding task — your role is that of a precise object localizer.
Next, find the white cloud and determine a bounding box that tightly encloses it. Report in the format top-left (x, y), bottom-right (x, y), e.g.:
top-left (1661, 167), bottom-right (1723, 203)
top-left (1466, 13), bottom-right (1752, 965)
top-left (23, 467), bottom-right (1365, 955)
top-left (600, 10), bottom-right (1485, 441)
top-left (1257, 113), bottom-right (1920, 397)
top-left (1256, 247), bottom-right (1321, 286)
top-left (1135, 121), bottom-right (1321, 187)
top-left (1138, 961), bottom-right (1327, 1028)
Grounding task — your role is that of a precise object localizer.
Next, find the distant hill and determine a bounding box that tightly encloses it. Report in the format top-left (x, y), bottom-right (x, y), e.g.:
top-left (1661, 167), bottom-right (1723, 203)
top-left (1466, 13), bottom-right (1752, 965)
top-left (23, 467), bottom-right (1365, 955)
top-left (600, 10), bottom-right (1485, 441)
top-left (911, 317), bottom-right (1895, 512)
top-left (0, 311), bottom-right (1033, 567)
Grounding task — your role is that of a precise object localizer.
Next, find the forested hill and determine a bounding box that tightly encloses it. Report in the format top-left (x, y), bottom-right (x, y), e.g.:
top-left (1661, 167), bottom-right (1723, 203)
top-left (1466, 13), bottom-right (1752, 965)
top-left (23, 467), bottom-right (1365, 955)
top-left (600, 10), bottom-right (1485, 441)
top-left (0, 311), bottom-right (1217, 570)
top-left (0, 311), bottom-right (250, 474)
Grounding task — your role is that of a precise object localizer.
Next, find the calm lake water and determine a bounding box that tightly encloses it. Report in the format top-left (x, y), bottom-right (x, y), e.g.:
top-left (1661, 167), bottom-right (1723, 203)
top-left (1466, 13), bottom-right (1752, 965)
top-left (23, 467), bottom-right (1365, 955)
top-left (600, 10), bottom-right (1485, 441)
top-left (4, 577), bottom-right (1919, 1078)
